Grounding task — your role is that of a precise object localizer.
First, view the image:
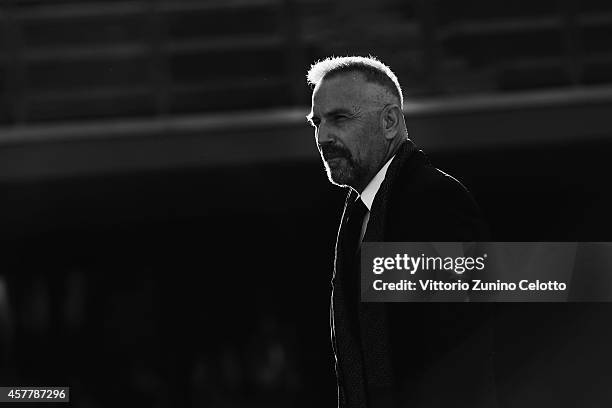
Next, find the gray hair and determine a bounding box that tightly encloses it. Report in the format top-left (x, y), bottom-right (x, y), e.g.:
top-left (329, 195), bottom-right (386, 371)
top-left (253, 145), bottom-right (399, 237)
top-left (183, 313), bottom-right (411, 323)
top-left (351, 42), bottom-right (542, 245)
top-left (306, 55), bottom-right (403, 107)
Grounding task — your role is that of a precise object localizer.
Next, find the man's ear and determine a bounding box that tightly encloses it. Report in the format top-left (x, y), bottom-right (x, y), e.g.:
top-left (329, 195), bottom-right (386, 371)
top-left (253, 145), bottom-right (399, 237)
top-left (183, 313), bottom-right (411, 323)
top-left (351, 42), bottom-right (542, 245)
top-left (381, 104), bottom-right (402, 141)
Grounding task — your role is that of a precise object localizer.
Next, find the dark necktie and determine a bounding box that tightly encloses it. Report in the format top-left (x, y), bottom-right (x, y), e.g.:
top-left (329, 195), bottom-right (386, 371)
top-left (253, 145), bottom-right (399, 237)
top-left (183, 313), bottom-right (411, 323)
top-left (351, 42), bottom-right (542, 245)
top-left (333, 196), bottom-right (369, 407)
top-left (344, 197), bottom-right (369, 255)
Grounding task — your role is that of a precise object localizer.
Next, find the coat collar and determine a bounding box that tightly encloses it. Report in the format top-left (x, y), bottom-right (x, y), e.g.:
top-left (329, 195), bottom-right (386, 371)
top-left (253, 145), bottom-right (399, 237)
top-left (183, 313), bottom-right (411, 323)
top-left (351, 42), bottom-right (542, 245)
top-left (362, 140), bottom-right (417, 242)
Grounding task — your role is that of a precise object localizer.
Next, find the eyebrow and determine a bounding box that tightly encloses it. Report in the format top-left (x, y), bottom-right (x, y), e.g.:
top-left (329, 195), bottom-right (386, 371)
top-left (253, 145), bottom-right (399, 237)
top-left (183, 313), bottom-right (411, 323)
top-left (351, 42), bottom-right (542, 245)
top-left (307, 107), bottom-right (354, 122)
top-left (324, 108), bottom-right (354, 117)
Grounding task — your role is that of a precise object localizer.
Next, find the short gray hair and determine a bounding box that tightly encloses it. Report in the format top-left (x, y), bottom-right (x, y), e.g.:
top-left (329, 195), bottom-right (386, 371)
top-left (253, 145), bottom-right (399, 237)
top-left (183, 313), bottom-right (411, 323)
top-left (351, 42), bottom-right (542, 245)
top-left (306, 55), bottom-right (403, 107)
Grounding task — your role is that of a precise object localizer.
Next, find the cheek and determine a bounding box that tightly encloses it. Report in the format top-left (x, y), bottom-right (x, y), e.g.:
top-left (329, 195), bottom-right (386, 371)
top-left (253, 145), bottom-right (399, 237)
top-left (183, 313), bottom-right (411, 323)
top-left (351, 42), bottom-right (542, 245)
top-left (340, 119), bottom-right (378, 160)
top-left (356, 123), bottom-right (379, 156)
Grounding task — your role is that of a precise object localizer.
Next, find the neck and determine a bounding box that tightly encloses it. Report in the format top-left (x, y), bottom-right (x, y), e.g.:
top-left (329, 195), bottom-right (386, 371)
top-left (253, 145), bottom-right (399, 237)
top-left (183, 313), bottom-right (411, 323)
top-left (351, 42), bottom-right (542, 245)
top-left (352, 150), bottom-right (396, 194)
top-left (377, 137), bottom-right (405, 173)
top-left (349, 138), bottom-right (409, 193)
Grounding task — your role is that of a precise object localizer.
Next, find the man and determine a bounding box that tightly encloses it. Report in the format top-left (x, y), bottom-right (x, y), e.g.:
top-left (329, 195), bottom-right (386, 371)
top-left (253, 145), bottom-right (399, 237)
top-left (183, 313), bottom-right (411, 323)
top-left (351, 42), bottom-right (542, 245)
top-left (306, 56), bottom-right (494, 407)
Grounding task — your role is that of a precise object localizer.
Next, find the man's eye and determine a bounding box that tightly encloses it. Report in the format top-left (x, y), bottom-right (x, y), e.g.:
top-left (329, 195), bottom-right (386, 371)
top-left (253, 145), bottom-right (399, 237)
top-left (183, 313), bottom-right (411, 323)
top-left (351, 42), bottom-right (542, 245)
top-left (333, 115), bottom-right (348, 122)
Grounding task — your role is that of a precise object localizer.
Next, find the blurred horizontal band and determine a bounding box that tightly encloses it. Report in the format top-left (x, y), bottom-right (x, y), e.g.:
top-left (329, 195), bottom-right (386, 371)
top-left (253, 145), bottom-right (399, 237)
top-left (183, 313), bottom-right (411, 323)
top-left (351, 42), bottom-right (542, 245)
top-left (1, 85), bottom-right (612, 181)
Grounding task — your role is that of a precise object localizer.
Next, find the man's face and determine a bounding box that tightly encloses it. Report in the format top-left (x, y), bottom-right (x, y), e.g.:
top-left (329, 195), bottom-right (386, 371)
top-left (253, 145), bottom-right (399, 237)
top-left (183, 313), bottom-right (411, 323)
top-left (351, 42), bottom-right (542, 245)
top-left (309, 73), bottom-right (386, 191)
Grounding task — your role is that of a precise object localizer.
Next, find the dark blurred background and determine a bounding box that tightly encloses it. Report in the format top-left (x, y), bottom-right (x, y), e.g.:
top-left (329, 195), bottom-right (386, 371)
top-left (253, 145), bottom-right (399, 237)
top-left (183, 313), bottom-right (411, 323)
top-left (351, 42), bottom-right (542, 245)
top-left (2, 0), bottom-right (612, 406)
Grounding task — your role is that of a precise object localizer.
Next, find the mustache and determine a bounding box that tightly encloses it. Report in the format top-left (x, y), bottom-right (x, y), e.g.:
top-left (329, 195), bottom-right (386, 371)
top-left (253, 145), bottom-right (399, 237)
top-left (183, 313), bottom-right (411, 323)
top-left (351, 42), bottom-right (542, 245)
top-left (319, 144), bottom-right (351, 161)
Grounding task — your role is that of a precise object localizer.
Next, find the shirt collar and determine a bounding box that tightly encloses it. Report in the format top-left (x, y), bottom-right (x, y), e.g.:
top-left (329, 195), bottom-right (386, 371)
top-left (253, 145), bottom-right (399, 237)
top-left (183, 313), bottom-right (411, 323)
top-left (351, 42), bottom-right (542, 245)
top-left (359, 155), bottom-right (395, 211)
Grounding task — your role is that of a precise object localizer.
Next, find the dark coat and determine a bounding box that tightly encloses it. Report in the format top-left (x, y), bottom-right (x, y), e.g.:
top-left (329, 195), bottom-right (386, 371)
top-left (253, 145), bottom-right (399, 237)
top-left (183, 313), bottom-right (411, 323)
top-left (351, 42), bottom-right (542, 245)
top-left (332, 140), bottom-right (496, 408)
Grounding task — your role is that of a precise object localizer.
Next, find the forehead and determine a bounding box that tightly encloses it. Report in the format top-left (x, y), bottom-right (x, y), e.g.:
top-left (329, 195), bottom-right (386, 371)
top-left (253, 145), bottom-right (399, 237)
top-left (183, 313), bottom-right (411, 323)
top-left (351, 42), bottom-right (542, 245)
top-left (311, 73), bottom-right (379, 111)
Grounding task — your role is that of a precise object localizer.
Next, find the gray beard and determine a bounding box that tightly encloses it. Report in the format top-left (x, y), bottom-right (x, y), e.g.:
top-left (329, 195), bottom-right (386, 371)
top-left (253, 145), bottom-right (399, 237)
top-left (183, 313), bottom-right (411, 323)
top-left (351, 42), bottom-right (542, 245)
top-left (324, 157), bottom-right (367, 189)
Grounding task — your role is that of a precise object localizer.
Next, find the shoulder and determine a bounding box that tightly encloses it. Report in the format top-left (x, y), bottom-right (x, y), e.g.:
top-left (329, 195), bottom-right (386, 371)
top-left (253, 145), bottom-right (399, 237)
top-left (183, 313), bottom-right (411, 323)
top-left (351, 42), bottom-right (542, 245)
top-left (392, 150), bottom-right (477, 209)
top-left (385, 150), bottom-right (489, 240)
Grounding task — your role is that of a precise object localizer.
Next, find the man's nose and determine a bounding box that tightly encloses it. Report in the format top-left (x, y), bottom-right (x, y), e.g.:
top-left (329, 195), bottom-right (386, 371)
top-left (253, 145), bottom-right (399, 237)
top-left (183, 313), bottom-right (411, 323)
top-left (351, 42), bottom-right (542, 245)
top-left (316, 122), bottom-right (333, 144)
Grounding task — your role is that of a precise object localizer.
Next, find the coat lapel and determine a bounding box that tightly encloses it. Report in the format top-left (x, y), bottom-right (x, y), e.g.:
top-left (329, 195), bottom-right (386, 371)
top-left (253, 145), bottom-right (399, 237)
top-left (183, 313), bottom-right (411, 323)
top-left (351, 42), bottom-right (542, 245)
top-left (358, 141), bottom-right (417, 397)
top-left (334, 141), bottom-right (418, 404)
top-left (363, 140), bottom-right (416, 243)
top-left (332, 188), bottom-right (367, 407)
